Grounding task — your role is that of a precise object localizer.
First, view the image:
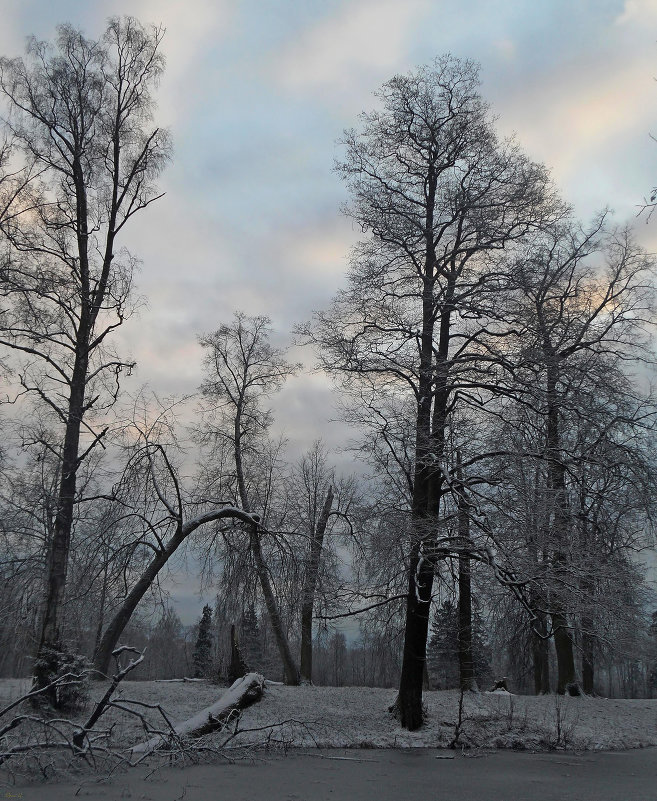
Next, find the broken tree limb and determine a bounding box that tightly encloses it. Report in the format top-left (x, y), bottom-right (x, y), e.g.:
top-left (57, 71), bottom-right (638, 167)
top-left (131, 673), bottom-right (265, 757)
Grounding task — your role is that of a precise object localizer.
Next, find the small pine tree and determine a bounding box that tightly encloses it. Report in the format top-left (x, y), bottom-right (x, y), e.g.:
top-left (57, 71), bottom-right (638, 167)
top-left (427, 600), bottom-right (491, 689)
top-left (192, 605), bottom-right (213, 678)
top-left (239, 603), bottom-right (263, 671)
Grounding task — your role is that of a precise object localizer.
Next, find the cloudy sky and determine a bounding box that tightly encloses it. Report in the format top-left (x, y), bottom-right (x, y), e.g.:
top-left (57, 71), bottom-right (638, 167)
top-left (2, 0), bottom-right (655, 445)
top-left (2, 0), bottom-right (656, 621)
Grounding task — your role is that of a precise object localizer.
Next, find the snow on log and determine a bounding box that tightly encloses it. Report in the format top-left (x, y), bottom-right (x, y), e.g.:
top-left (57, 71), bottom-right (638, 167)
top-left (131, 673), bottom-right (265, 756)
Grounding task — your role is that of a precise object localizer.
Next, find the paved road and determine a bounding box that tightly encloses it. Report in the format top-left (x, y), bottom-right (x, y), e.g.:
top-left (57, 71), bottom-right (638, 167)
top-left (8, 747), bottom-right (657, 800)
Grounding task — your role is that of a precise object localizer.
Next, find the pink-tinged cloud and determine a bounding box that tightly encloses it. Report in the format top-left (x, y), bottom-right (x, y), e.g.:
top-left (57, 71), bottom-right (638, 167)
top-left (268, 0), bottom-right (431, 101)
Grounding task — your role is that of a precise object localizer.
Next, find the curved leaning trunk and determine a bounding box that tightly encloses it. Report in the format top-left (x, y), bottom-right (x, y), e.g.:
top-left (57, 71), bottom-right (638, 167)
top-left (93, 507), bottom-right (257, 677)
top-left (93, 548), bottom-right (172, 677)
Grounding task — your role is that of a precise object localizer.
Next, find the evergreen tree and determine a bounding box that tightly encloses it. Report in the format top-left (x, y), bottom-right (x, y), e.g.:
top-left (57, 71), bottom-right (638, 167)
top-left (192, 605), bottom-right (213, 678)
top-left (240, 603), bottom-right (263, 671)
top-left (427, 600), bottom-right (491, 689)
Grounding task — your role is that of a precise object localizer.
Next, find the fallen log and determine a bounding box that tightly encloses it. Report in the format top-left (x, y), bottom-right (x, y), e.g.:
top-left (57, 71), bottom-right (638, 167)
top-left (131, 672), bottom-right (265, 756)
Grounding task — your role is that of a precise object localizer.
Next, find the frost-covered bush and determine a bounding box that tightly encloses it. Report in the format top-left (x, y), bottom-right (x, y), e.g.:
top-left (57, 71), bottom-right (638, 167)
top-left (32, 647), bottom-right (90, 713)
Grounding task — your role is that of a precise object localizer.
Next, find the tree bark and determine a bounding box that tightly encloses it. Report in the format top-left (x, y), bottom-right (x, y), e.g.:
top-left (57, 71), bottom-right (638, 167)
top-left (544, 356), bottom-right (578, 696)
top-left (132, 673), bottom-right (265, 756)
top-left (531, 612), bottom-right (551, 694)
top-left (393, 541), bottom-right (435, 730)
top-left (553, 610), bottom-right (577, 694)
top-left (250, 525), bottom-right (299, 685)
top-left (34, 349), bottom-right (88, 702)
top-left (93, 546), bottom-right (172, 677)
top-left (581, 626), bottom-right (595, 695)
top-left (579, 516), bottom-right (595, 695)
top-left (300, 486), bottom-right (334, 683)
top-left (228, 624), bottom-right (247, 682)
top-left (456, 452), bottom-right (477, 692)
top-left (395, 262), bottom-right (454, 730)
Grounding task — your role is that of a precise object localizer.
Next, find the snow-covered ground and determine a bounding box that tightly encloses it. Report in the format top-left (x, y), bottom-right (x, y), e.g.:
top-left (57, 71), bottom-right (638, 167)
top-left (232, 684), bottom-right (657, 751)
top-left (2, 678), bottom-right (657, 753)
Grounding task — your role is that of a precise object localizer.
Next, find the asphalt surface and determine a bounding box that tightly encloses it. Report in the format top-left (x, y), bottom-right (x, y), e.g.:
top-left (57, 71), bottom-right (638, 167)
top-left (7, 747), bottom-right (657, 800)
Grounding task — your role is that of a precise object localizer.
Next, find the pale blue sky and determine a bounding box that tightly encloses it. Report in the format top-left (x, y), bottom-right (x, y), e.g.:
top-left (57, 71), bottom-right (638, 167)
top-left (2, 0), bottom-right (656, 623)
top-left (3, 0), bottom-right (654, 394)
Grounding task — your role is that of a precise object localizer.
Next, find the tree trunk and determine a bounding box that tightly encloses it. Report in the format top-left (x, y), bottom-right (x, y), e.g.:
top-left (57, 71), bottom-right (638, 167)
top-left (33, 351), bottom-right (88, 702)
top-left (458, 559), bottom-right (476, 691)
top-left (579, 516), bottom-right (595, 696)
top-left (93, 546), bottom-right (173, 676)
top-left (392, 540), bottom-right (435, 730)
top-left (456, 454), bottom-right (477, 692)
top-left (250, 525), bottom-right (299, 685)
top-left (300, 486), bottom-right (334, 683)
top-left (531, 612), bottom-right (551, 694)
top-left (93, 507), bottom-right (256, 677)
top-left (581, 626), bottom-right (595, 695)
top-left (132, 673), bottom-right (265, 756)
top-left (232, 394), bottom-right (299, 686)
top-left (553, 610), bottom-right (578, 694)
top-left (394, 271), bottom-right (453, 730)
top-left (93, 554), bottom-right (110, 660)
top-left (228, 624), bottom-right (247, 682)
top-left (545, 358), bottom-right (578, 696)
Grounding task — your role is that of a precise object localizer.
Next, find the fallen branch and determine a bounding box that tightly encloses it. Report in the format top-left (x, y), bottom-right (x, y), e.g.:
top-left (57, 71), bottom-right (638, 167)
top-left (72, 646), bottom-right (144, 750)
top-left (0, 646), bottom-right (147, 772)
top-left (131, 673), bottom-right (265, 757)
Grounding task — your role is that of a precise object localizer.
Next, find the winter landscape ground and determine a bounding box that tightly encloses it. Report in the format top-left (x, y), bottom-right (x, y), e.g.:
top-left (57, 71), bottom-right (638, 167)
top-left (3, 678), bottom-right (657, 800)
top-left (3, 678), bottom-right (657, 776)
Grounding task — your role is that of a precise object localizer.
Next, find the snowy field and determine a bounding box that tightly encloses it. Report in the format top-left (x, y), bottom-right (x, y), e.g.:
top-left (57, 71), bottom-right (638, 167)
top-left (237, 684), bottom-right (657, 751)
top-left (3, 678), bottom-right (657, 754)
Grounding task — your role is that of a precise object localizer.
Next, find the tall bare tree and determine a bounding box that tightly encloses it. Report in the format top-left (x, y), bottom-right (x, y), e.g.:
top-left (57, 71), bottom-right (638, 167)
top-left (290, 443), bottom-right (335, 684)
top-left (504, 217), bottom-right (656, 693)
top-left (304, 56), bottom-right (552, 728)
top-left (199, 312), bottom-right (301, 684)
top-left (0, 18), bottom-right (170, 699)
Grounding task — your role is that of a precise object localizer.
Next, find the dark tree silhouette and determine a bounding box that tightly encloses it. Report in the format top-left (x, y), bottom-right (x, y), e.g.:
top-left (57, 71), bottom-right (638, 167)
top-left (0, 18), bottom-right (169, 702)
top-left (305, 55), bottom-right (551, 728)
top-left (193, 605), bottom-right (214, 679)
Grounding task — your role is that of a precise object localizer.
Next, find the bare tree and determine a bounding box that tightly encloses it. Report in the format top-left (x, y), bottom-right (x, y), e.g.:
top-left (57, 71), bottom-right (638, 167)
top-left (506, 217), bottom-right (656, 693)
top-left (303, 56), bottom-right (552, 728)
top-left (92, 408), bottom-right (262, 676)
top-left (0, 18), bottom-right (170, 700)
top-left (288, 441), bottom-right (361, 684)
top-left (291, 443), bottom-right (334, 684)
top-left (199, 313), bottom-right (301, 684)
